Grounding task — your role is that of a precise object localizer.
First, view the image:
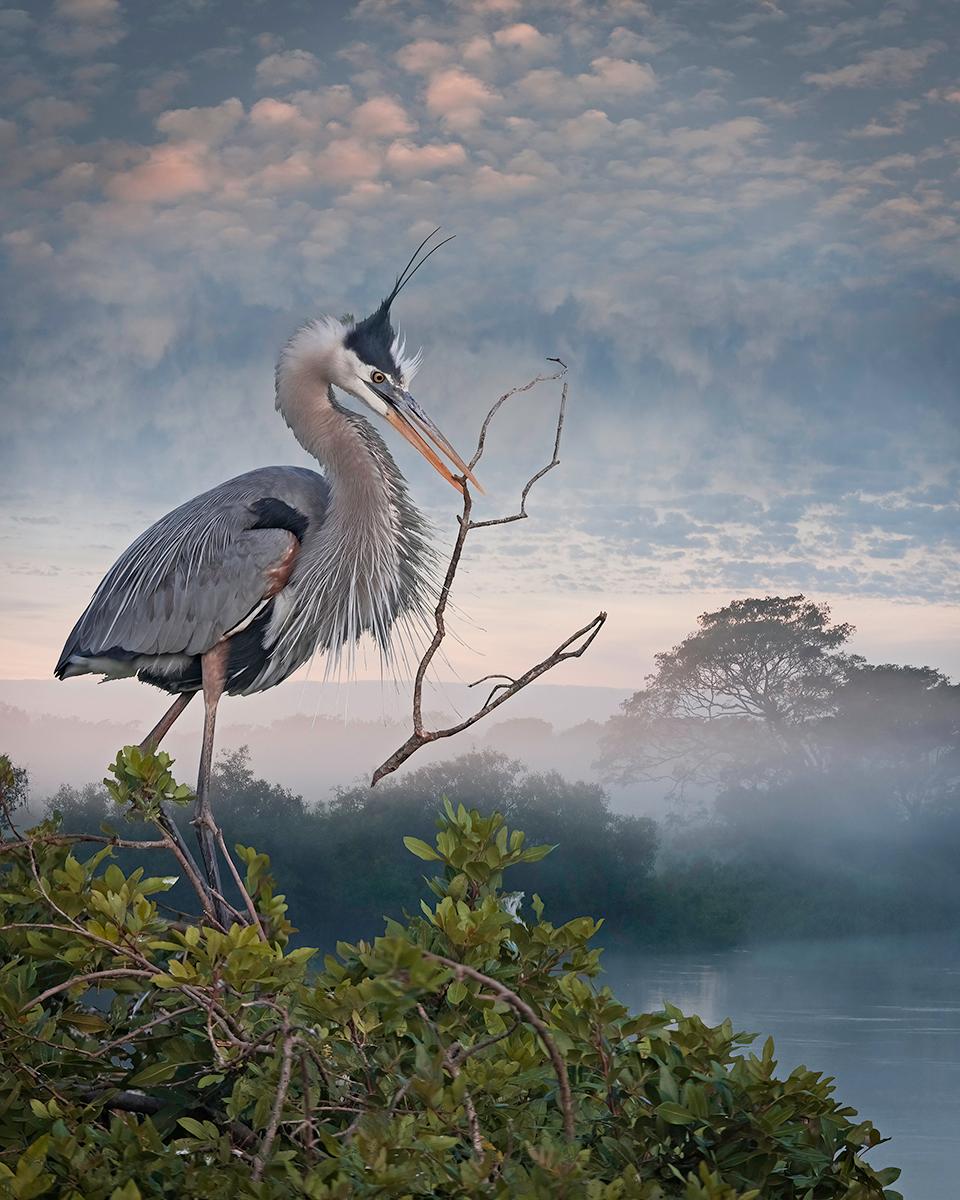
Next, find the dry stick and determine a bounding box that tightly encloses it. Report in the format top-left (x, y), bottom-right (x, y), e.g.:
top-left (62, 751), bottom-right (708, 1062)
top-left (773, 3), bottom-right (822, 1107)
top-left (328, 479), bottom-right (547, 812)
top-left (451, 1018), bottom-right (521, 1067)
top-left (214, 828), bottom-right (267, 942)
top-left (299, 1050), bottom-right (317, 1164)
top-left (371, 367), bottom-right (606, 786)
top-left (424, 954), bottom-right (575, 1143)
top-left (95, 1004), bottom-right (196, 1058)
top-left (0, 833), bottom-right (170, 855)
top-left (24, 968), bottom-right (154, 1013)
top-left (252, 1030), bottom-right (297, 1182)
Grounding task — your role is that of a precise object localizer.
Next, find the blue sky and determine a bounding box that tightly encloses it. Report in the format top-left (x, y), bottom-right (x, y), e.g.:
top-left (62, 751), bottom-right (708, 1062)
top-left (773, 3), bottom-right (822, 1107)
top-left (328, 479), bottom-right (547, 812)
top-left (1, 0), bottom-right (958, 687)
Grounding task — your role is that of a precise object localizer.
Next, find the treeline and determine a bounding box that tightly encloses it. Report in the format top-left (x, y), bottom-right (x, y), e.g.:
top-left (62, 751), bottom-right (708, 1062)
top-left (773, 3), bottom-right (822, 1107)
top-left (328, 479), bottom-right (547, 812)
top-left (10, 593), bottom-right (960, 949)
top-left (44, 749), bottom-right (666, 949)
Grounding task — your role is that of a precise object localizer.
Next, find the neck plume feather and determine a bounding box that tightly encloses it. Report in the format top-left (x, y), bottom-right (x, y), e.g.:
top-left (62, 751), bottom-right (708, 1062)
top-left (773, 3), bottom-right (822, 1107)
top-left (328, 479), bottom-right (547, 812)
top-left (265, 375), bottom-right (437, 684)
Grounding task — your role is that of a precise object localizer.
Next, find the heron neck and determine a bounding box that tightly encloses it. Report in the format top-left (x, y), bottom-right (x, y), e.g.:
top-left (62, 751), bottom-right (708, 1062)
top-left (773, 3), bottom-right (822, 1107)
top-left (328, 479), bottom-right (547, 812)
top-left (288, 387), bottom-right (397, 521)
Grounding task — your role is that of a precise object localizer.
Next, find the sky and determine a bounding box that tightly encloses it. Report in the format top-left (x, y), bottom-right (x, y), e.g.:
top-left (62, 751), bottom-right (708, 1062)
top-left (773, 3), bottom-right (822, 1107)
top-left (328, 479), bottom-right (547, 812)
top-left (1, 0), bottom-right (958, 701)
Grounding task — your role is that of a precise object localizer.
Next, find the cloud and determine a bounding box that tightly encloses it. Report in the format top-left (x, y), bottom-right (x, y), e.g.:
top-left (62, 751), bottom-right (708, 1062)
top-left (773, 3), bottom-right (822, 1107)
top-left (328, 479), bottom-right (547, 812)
top-left (254, 49), bottom-right (321, 90)
top-left (804, 43), bottom-right (944, 89)
top-left (350, 95), bottom-right (415, 138)
top-left (517, 57), bottom-right (656, 109)
top-left (315, 137), bottom-right (382, 184)
top-left (471, 164), bottom-right (540, 197)
top-left (155, 97), bottom-right (244, 144)
top-left (248, 97), bottom-right (311, 134)
top-left (395, 38), bottom-right (452, 75)
top-left (425, 67), bottom-right (499, 129)
top-left (22, 97), bottom-right (90, 134)
top-left (136, 68), bottom-right (188, 114)
top-left (384, 139), bottom-right (467, 176)
top-left (847, 99), bottom-right (918, 139)
top-left (41, 0), bottom-right (125, 56)
top-left (106, 142), bottom-right (212, 203)
top-left (492, 22), bottom-right (556, 59)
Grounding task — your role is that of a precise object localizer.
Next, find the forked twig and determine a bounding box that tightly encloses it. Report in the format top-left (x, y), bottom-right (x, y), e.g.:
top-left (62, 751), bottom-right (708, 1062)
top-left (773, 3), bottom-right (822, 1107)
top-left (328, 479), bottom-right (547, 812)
top-left (424, 953), bottom-right (575, 1143)
top-left (372, 362), bottom-right (606, 785)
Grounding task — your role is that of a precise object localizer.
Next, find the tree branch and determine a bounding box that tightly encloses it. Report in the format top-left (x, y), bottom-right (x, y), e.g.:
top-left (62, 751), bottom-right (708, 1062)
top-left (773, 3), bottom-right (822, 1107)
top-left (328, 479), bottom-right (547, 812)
top-left (372, 363), bottom-right (606, 786)
top-left (423, 953), bottom-right (575, 1143)
top-left (24, 969), bottom-right (154, 1014)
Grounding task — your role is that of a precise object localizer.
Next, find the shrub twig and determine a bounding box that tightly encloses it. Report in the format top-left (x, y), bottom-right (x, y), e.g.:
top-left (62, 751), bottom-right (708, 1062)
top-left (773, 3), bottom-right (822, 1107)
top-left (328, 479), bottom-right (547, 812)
top-left (424, 953), bottom-right (575, 1143)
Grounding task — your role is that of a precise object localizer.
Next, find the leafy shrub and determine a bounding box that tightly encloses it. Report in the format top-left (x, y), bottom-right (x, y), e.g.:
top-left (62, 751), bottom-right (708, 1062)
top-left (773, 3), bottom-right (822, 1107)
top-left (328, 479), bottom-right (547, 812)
top-left (0, 749), bottom-right (900, 1198)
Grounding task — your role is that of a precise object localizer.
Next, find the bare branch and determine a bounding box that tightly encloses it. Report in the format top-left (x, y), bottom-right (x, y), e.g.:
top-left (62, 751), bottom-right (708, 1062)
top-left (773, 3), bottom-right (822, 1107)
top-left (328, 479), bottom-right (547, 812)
top-left (252, 1029), bottom-right (296, 1182)
top-left (469, 381), bottom-right (567, 529)
top-left (424, 953), bottom-right (575, 1143)
top-left (24, 969), bottom-right (154, 1014)
top-left (215, 828), bottom-right (267, 942)
top-left (372, 364), bottom-right (606, 786)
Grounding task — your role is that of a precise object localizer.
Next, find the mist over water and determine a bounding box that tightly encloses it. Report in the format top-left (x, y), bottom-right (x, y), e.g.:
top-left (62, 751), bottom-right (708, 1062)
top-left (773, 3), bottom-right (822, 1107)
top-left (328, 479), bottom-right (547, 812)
top-left (605, 934), bottom-right (960, 1200)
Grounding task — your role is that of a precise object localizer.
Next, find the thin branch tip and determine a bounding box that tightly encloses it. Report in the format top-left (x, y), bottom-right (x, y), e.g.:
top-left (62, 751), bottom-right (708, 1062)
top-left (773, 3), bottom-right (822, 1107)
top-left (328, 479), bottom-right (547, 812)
top-left (371, 369), bottom-right (605, 786)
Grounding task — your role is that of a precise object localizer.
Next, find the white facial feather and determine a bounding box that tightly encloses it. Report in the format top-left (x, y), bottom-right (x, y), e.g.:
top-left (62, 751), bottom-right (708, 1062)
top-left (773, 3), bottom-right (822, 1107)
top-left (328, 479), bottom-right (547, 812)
top-left (391, 328), bottom-right (424, 384)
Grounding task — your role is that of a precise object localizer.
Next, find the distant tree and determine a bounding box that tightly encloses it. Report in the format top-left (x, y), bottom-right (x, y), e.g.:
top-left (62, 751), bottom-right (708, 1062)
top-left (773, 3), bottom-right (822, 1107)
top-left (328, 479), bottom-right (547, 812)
top-left (0, 753), bottom-right (29, 828)
top-left (210, 745), bottom-right (308, 823)
top-left (601, 595), bottom-right (858, 793)
top-left (823, 663), bottom-right (960, 815)
top-left (318, 750), bottom-right (659, 944)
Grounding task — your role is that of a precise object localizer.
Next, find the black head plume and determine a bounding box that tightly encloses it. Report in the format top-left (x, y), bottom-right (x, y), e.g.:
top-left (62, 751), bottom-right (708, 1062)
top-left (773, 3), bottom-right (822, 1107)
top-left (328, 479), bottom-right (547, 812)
top-left (345, 227), bottom-right (454, 376)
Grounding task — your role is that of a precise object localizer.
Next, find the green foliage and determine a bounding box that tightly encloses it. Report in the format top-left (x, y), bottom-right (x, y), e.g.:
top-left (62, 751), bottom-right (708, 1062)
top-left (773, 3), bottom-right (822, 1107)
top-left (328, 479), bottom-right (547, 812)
top-left (47, 748), bottom-right (661, 950)
top-left (0, 753), bottom-right (900, 1198)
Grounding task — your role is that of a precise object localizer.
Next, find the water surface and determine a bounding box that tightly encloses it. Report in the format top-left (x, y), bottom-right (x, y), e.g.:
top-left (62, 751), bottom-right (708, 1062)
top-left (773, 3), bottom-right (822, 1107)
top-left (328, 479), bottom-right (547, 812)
top-left (603, 933), bottom-right (960, 1200)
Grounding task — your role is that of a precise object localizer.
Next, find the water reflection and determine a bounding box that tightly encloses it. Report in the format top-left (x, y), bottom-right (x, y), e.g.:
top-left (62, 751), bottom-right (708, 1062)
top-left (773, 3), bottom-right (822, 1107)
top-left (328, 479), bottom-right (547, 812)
top-left (603, 933), bottom-right (960, 1200)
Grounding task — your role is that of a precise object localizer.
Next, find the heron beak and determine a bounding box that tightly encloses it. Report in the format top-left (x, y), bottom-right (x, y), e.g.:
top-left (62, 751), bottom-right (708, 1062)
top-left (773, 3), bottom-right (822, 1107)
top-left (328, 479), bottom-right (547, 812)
top-left (383, 390), bottom-right (483, 494)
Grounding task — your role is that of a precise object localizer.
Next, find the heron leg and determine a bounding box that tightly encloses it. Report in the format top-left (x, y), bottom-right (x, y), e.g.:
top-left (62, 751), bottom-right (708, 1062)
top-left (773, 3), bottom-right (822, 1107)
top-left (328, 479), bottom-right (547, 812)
top-left (136, 691), bottom-right (205, 886)
top-left (139, 691), bottom-right (194, 753)
top-left (194, 644), bottom-right (229, 923)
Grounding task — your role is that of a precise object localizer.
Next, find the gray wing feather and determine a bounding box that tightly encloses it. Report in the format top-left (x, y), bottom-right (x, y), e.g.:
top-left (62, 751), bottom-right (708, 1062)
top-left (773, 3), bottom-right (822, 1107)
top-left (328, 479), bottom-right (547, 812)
top-left (57, 467), bottom-right (328, 670)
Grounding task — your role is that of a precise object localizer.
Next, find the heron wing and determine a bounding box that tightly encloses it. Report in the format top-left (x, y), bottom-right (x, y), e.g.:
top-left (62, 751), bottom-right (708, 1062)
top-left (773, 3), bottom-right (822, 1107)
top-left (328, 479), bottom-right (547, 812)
top-left (56, 467), bottom-right (328, 672)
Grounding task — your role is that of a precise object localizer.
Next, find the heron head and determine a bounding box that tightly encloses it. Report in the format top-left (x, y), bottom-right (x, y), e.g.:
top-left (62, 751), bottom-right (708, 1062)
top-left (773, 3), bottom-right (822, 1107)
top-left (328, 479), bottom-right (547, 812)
top-left (278, 229), bottom-right (480, 493)
top-left (341, 312), bottom-right (480, 495)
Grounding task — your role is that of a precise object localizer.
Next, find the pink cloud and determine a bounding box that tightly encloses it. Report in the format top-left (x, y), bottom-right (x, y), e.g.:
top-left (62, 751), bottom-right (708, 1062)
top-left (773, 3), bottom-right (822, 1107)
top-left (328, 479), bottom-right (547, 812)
top-left (254, 49), bottom-right (320, 89)
top-left (804, 43), bottom-right (943, 90)
top-left (493, 22), bottom-right (555, 58)
top-left (395, 38), bottom-right (451, 75)
top-left (425, 67), bottom-right (499, 129)
top-left (316, 137), bottom-right (381, 184)
top-left (586, 56), bottom-right (657, 95)
top-left (249, 97), bottom-right (304, 129)
top-left (155, 97), bottom-right (243, 144)
top-left (471, 164), bottom-right (539, 197)
top-left (384, 139), bottom-right (467, 176)
top-left (256, 151), bottom-right (315, 192)
top-left (516, 58), bottom-right (656, 109)
top-left (106, 143), bottom-right (211, 203)
top-left (351, 96), bottom-right (414, 138)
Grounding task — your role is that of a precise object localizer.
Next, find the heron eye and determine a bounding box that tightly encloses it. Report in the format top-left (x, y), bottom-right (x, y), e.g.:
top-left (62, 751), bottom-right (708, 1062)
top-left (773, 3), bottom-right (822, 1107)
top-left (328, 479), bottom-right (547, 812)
top-left (371, 371), bottom-right (386, 385)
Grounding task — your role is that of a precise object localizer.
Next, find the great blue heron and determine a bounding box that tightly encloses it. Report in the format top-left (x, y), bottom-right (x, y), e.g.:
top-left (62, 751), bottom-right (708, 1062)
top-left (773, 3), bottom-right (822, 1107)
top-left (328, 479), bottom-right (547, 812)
top-left (55, 230), bottom-right (478, 913)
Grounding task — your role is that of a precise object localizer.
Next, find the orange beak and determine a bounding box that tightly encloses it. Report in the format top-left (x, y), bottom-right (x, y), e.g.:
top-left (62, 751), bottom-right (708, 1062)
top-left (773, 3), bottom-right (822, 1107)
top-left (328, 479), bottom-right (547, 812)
top-left (385, 393), bottom-right (483, 494)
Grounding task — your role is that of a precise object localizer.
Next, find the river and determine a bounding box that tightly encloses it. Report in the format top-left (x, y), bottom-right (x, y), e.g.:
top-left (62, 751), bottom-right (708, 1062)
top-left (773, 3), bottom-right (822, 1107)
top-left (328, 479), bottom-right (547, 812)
top-left (604, 932), bottom-right (960, 1200)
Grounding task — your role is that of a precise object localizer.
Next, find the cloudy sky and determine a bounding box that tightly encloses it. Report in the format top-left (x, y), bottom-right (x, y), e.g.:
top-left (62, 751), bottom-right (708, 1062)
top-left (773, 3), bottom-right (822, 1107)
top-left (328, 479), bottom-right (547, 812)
top-left (1, 0), bottom-right (958, 697)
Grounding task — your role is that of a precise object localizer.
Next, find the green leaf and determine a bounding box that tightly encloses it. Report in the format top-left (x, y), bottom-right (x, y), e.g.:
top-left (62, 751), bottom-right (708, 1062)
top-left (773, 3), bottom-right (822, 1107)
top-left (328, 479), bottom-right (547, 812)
top-left (177, 1117), bottom-right (212, 1140)
top-left (127, 1060), bottom-right (180, 1087)
top-left (403, 836), bottom-right (441, 861)
top-left (655, 1101), bottom-right (697, 1125)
